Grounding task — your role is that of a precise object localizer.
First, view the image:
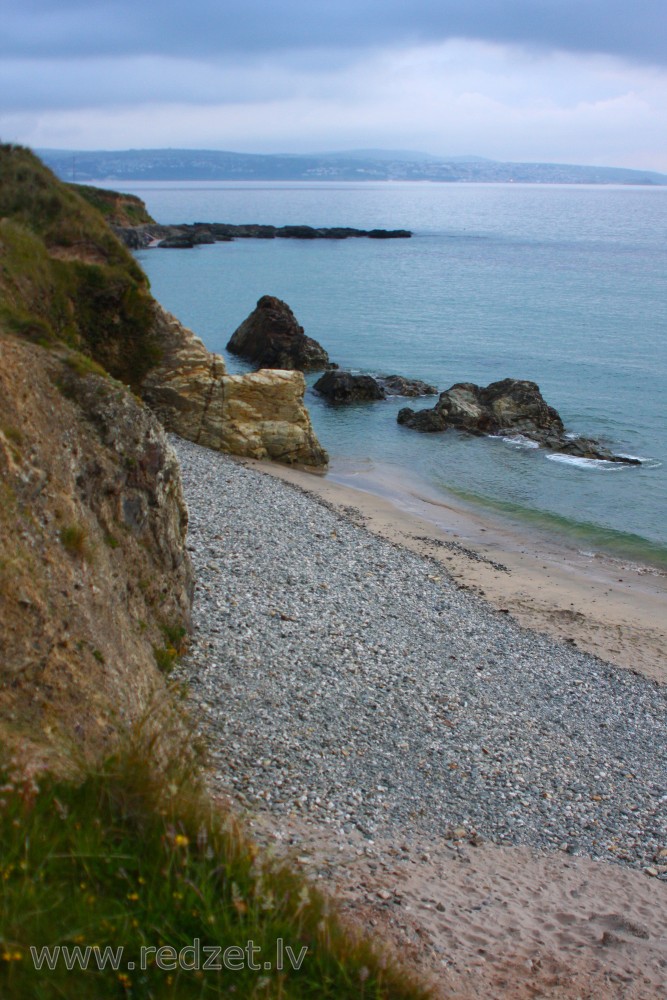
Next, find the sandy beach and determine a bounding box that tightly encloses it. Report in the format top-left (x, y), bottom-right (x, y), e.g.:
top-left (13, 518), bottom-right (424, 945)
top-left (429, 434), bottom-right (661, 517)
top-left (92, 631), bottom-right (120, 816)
top-left (250, 457), bottom-right (667, 686)
top-left (174, 439), bottom-right (667, 999)
top-left (245, 809), bottom-right (667, 1000)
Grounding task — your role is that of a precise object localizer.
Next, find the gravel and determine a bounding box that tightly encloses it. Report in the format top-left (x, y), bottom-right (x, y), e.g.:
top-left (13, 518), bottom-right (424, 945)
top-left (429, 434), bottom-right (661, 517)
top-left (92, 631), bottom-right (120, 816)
top-left (171, 436), bottom-right (667, 873)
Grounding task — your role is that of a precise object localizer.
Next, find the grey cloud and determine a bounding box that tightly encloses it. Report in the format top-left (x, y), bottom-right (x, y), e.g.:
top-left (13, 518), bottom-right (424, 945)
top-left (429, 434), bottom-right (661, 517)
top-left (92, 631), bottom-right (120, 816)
top-left (3, 0), bottom-right (667, 66)
top-left (0, 56), bottom-right (306, 111)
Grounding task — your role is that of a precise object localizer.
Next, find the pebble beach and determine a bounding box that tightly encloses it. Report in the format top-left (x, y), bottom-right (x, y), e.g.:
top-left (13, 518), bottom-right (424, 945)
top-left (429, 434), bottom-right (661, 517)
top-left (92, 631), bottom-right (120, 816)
top-left (172, 435), bottom-right (667, 997)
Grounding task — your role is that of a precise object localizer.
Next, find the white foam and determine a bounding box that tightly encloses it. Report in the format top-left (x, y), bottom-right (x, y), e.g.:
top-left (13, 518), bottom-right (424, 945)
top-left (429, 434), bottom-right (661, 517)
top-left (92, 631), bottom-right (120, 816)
top-left (489, 434), bottom-right (540, 450)
top-left (546, 453), bottom-right (618, 470)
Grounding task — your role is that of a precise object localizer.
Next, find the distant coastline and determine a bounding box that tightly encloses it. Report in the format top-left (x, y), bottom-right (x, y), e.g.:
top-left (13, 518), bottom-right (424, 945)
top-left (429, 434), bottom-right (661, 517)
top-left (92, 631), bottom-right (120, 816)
top-left (37, 146), bottom-right (667, 186)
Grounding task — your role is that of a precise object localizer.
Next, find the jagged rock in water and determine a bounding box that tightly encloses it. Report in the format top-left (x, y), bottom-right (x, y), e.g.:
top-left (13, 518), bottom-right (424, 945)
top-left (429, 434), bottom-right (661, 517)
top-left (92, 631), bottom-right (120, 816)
top-left (378, 375), bottom-right (437, 397)
top-left (143, 305), bottom-right (328, 467)
top-left (226, 295), bottom-right (333, 372)
top-left (315, 370), bottom-right (438, 403)
top-left (398, 379), bottom-right (564, 435)
top-left (314, 371), bottom-right (386, 403)
top-left (157, 234), bottom-right (196, 249)
top-left (397, 378), bottom-right (640, 464)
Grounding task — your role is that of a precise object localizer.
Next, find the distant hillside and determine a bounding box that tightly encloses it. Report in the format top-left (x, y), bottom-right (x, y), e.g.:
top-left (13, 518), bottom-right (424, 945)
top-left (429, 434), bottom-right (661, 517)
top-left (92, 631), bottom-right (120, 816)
top-left (37, 147), bottom-right (667, 186)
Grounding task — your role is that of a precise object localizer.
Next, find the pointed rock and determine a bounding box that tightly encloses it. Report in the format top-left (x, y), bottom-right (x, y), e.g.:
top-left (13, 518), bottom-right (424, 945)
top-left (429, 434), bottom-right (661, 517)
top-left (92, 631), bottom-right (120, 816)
top-left (227, 295), bottom-right (333, 371)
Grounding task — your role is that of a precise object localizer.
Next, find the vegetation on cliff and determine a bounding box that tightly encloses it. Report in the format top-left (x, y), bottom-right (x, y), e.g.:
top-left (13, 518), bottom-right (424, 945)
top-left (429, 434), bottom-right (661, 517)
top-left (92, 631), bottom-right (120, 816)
top-left (0, 144), bottom-right (327, 467)
top-left (0, 144), bottom-right (160, 386)
top-left (0, 746), bottom-right (429, 999)
top-left (73, 184), bottom-right (156, 227)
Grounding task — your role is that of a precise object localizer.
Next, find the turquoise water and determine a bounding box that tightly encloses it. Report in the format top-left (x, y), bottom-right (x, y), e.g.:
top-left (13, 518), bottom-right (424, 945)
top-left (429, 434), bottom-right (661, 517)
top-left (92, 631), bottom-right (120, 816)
top-left (111, 180), bottom-right (666, 564)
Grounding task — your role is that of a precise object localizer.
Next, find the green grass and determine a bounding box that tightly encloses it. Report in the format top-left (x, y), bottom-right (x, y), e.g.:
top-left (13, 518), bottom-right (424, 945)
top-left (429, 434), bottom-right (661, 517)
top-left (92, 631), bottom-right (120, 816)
top-left (0, 145), bottom-right (162, 388)
top-left (153, 645), bottom-right (179, 675)
top-left (64, 352), bottom-right (109, 379)
top-left (0, 748), bottom-right (431, 999)
top-left (161, 623), bottom-right (188, 653)
top-left (72, 186), bottom-right (155, 227)
top-left (59, 523), bottom-right (88, 559)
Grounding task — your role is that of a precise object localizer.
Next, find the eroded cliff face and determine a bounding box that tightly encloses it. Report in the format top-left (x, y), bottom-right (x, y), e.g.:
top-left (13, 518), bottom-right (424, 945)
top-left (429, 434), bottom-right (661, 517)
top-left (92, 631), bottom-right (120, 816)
top-left (0, 144), bottom-right (325, 764)
top-left (143, 305), bottom-right (328, 466)
top-left (0, 333), bottom-right (193, 765)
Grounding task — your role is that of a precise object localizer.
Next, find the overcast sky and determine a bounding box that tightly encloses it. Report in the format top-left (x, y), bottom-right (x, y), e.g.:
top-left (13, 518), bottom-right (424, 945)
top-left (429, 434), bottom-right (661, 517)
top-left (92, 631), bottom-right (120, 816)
top-left (2, 0), bottom-right (667, 170)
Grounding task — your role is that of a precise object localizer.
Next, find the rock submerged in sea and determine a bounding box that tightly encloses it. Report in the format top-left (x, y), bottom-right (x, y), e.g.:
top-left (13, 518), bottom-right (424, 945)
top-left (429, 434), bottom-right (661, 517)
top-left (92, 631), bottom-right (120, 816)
top-left (227, 295), bottom-right (333, 372)
top-left (378, 375), bottom-right (437, 397)
top-left (114, 222), bottom-right (412, 247)
top-left (313, 371), bottom-right (386, 402)
top-left (397, 378), bottom-right (641, 464)
top-left (314, 371), bottom-right (437, 403)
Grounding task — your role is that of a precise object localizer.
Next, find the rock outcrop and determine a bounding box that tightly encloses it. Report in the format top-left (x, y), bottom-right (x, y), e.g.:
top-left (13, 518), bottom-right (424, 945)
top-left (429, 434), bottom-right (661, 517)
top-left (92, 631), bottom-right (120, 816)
top-left (314, 371), bottom-right (437, 403)
top-left (113, 222), bottom-right (412, 248)
top-left (378, 375), bottom-right (437, 397)
top-left (143, 305), bottom-right (328, 466)
top-left (314, 371), bottom-right (387, 403)
top-left (0, 332), bottom-right (193, 762)
top-left (227, 295), bottom-right (333, 372)
top-left (221, 370), bottom-right (328, 465)
top-left (398, 379), bottom-right (640, 463)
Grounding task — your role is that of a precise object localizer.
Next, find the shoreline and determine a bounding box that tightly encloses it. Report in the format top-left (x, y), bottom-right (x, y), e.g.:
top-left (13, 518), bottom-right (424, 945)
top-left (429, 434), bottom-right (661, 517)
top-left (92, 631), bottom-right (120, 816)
top-left (246, 456), bottom-right (667, 685)
top-left (174, 437), bottom-right (667, 999)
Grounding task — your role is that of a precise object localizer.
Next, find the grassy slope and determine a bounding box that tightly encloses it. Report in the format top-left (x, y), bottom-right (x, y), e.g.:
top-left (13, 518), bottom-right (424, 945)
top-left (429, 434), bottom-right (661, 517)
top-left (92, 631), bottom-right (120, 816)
top-left (0, 144), bottom-right (160, 387)
top-left (72, 184), bottom-right (156, 227)
top-left (0, 747), bottom-right (430, 999)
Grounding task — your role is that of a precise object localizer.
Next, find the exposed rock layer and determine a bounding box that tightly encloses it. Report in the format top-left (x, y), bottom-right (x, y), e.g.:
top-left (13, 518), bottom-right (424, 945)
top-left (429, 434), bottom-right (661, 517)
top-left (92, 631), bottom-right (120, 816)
top-left (227, 295), bottom-right (332, 372)
top-left (0, 332), bottom-right (193, 762)
top-left (398, 379), bottom-right (640, 463)
top-left (144, 305), bottom-right (328, 466)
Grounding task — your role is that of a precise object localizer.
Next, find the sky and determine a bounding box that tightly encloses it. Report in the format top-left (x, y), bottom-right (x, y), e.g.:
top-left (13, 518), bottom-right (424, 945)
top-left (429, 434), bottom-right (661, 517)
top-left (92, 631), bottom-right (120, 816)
top-left (2, 0), bottom-right (667, 171)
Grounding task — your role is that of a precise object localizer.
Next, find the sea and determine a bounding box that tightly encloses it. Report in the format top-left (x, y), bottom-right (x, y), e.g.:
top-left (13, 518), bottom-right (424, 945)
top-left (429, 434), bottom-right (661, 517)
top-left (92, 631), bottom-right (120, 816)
top-left (100, 180), bottom-right (667, 568)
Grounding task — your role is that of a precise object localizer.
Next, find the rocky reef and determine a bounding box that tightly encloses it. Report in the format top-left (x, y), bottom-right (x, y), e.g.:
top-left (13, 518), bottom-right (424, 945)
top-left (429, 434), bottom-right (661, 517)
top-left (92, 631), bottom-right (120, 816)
top-left (112, 221), bottom-right (412, 248)
top-left (398, 378), bottom-right (640, 463)
top-left (314, 370), bottom-right (436, 403)
top-left (227, 295), bottom-right (333, 372)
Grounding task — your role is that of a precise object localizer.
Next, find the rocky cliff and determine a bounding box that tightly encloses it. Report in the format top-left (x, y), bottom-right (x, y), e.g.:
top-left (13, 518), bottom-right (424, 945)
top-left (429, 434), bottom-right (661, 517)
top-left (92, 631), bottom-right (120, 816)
top-left (0, 144), bottom-right (327, 467)
top-left (0, 334), bottom-right (193, 764)
top-left (0, 143), bottom-right (326, 764)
